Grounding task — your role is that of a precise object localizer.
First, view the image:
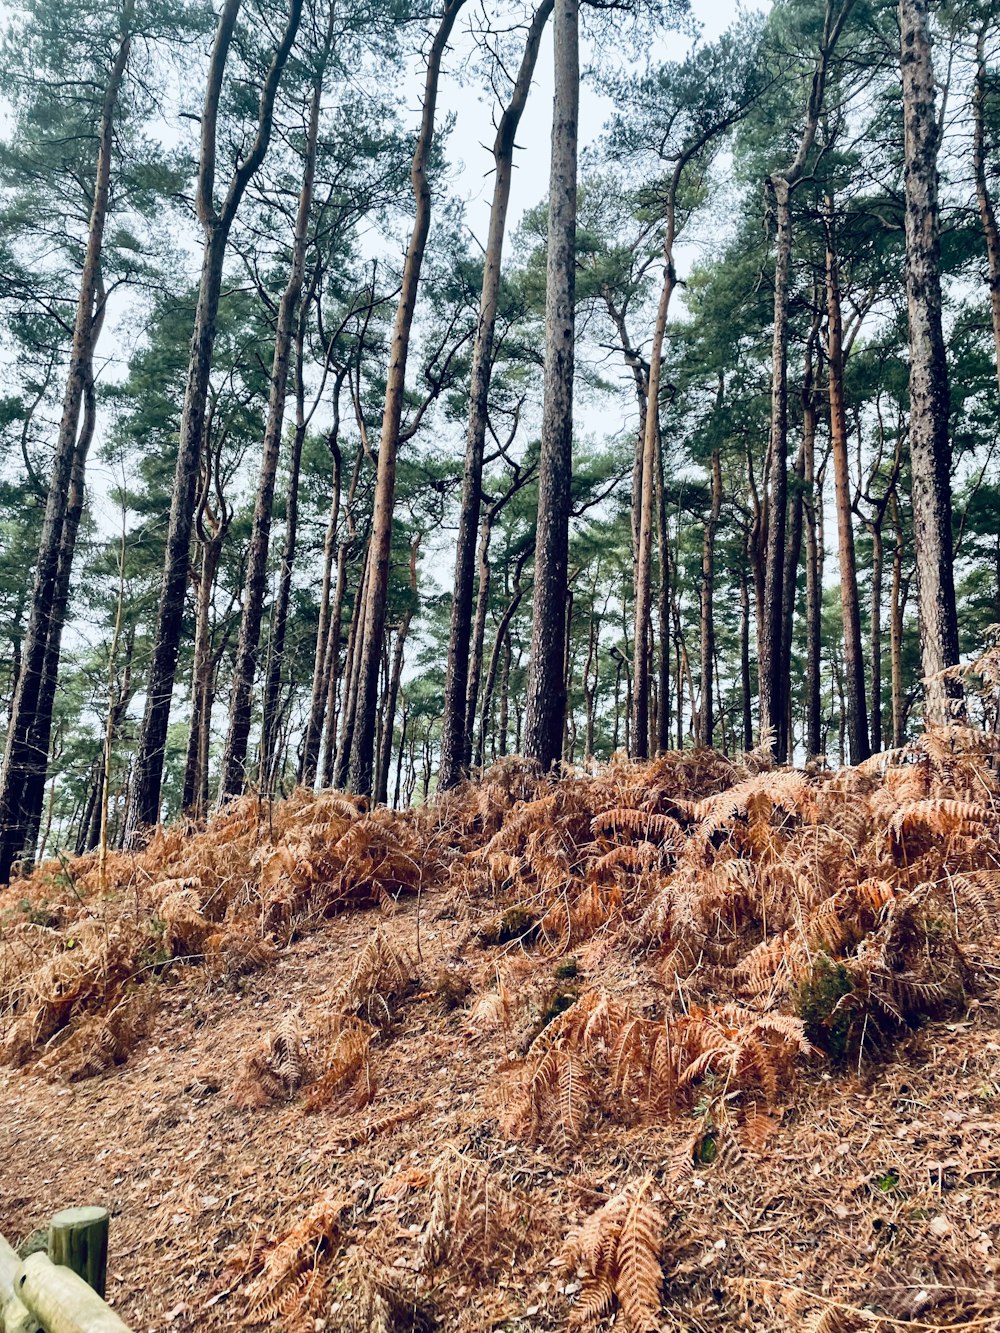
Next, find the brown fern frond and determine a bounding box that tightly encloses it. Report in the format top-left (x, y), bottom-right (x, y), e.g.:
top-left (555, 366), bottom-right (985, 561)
top-left (33, 987), bottom-right (155, 1082)
top-left (231, 1010), bottom-right (311, 1109)
top-left (244, 1194), bottom-right (343, 1327)
top-left (303, 1015), bottom-right (373, 1113)
top-left (416, 1148), bottom-right (528, 1282)
top-left (564, 1176), bottom-right (665, 1332)
top-left (330, 927), bottom-right (417, 1026)
top-left (889, 798), bottom-right (987, 840)
top-left (591, 808), bottom-right (682, 846)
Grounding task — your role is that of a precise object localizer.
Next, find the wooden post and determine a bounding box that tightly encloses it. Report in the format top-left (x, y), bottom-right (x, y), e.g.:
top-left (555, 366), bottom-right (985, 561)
top-left (0, 1237), bottom-right (41, 1333)
top-left (47, 1209), bottom-right (108, 1299)
top-left (15, 1253), bottom-right (131, 1333)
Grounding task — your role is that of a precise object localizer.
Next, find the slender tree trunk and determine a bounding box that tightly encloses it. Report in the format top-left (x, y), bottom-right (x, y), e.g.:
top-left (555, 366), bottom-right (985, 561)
top-left (333, 542), bottom-right (369, 789)
top-left (699, 450), bottom-right (722, 746)
top-left (974, 24), bottom-right (1000, 400)
top-left (465, 512), bottom-right (493, 754)
top-left (899, 0), bottom-right (963, 723)
top-left (803, 378), bottom-right (823, 760)
top-left (740, 554), bottom-right (753, 751)
top-left (633, 255), bottom-right (675, 759)
top-left (302, 442), bottom-right (356, 785)
top-left (219, 69), bottom-right (322, 799)
top-left (0, 7), bottom-right (131, 883)
top-left (890, 486), bottom-right (906, 745)
top-left (498, 629), bottom-right (512, 758)
top-left (439, 0), bottom-right (552, 789)
top-left (655, 427), bottom-right (672, 753)
top-left (376, 536), bottom-right (418, 805)
top-left (348, 0), bottom-right (465, 796)
top-left (19, 380), bottom-right (98, 860)
top-left (182, 537), bottom-right (223, 815)
top-left (524, 0), bottom-right (578, 771)
top-left (476, 554), bottom-right (528, 769)
top-left (128, 0), bottom-right (303, 836)
top-left (760, 0), bottom-right (854, 758)
top-left (778, 439), bottom-right (805, 757)
top-left (870, 522), bottom-right (884, 753)
top-left (761, 176), bottom-right (793, 756)
top-left (826, 197), bottom-right (870, 761)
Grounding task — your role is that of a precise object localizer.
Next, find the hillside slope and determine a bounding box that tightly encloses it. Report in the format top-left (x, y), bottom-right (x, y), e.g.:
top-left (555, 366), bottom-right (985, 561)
top-left (2, 730), bottom-right (1000, 1332)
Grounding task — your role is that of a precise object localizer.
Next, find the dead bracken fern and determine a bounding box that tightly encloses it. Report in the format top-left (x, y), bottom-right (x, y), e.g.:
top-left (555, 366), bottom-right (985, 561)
top-left (330, 926), bottom-right (417, 1026)
top-left (231, 1010), bottom-right (311, 1108)
top-left (243, 1194), bottom-right (344, 1330)
top-left (564, 1175), bottom-right (666, 1332)
top-left (416, 1147), bottom-right (529, 1281)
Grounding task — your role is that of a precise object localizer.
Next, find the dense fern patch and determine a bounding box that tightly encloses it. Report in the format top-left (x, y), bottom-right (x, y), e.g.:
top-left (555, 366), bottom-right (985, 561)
top-left (3, 725), bottom-right (1000, 1329)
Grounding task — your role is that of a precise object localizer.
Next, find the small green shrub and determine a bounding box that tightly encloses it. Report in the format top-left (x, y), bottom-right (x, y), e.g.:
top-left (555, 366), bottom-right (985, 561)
top-left (792, 953), bottom-right (856, 1061)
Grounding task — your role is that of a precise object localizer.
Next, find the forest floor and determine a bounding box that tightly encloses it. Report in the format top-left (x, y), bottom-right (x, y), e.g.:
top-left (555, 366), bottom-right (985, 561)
top-left (3, 733), bottom-right (1000, 1332)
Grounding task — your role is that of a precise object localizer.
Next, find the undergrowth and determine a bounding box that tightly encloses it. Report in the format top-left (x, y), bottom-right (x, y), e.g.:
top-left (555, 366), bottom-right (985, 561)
top-left (3, 724), bottom-right (1000, 1329)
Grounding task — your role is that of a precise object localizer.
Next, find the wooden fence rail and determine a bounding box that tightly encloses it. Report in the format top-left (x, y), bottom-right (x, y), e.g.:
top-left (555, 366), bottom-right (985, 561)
top-left (0, 1208), bottom-right (132, 1333)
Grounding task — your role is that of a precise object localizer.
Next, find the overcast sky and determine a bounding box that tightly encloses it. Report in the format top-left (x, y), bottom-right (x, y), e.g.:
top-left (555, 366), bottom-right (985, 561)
top-left (439, 0), bottom-right (769, 245)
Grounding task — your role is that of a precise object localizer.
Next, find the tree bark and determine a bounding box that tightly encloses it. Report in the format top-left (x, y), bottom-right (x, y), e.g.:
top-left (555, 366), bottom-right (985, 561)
top-left (334, 540), bottom-right (369, 789)
top-left (127, 0), bottom-right (304, 837)
top-left (760, 0), bottom-right (854, 757)
top-left (826, 196), bottom-right (870, 761)
top-left (655, 430), bottom-right (672, 753)
top-left (0, 6), bottom-right (131, 883)
top-left (803, 365), bottom-right (823, 760)
top-left (739, 551), bottom-right (754, 751)
top-left (376, 536), bottom-right (418, 805)
top-left (899, 0), bottom-right (963, 724)
top-left (974, 23), bottom-right (1000, 401)
top-left (524, 0), bottom-right (579, 772)
top-left (698, 450), bottom-right (722, 746)
top-left (219, 60), bottom-right (323, 800)
top-left (347, 0), bottom-right (466, 796)
top-left (181, 530), bottom-right (224, 816)
top-left (438, 0), bottom-right (552, 789)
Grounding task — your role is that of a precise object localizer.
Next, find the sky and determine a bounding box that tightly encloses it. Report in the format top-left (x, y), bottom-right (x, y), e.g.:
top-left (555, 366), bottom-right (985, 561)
top-left (440, 0), bottom-right (767, 242)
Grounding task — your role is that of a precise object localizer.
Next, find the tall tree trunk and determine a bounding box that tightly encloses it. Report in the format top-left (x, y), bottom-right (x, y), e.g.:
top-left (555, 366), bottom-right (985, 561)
top-left (760, 0), bottom-right (854, 758)
top-left (219, 63), bottom-right (323, 799)
top-left (740, 553), bottom-right (754, 751)
top-left (826, 196), bottom-right (870, 761)
top-left (633, 253), bottom-right (675, 759)
top-left (779, 440), bottom-right (805, 759)
top-left (524, 0), bottom-right (579, 771)
top-left (302, 440), bottom-right (358, 786)
top-left (498, 628), bottom-right (512, 757)
top-left (20, 380), bottom-right (98, 862)
top-left (974, 23), bottom-right (1000, 400)
top-left (128, 0), bottom-right (304, 836)
top-left (899, 0), bottom-right (963, 723)
top-left (890, 486), bottom-right (906, 745)
top-left (348, 0), bottom-right (466, 796)
top-left (334, 542), bottom-right (369, 790)
top-left (376, 536), bottom-right (418, 805)
top-left (465, 511), bottom-right (493, 754)
top-left (699, 450), bottom-right (722, 746)
top-left (0, 6), bottom-right (131, 883)
top-left (803, 370), bottom-right (823, 760)
top-left (870, 521), bottom-right (884, 753)
top-left (182, 535), bottom-right (223, 816)
top-left (655, 420), bottom-right (672, 753)
top-left (438, 0), bottom-right (552, 789)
